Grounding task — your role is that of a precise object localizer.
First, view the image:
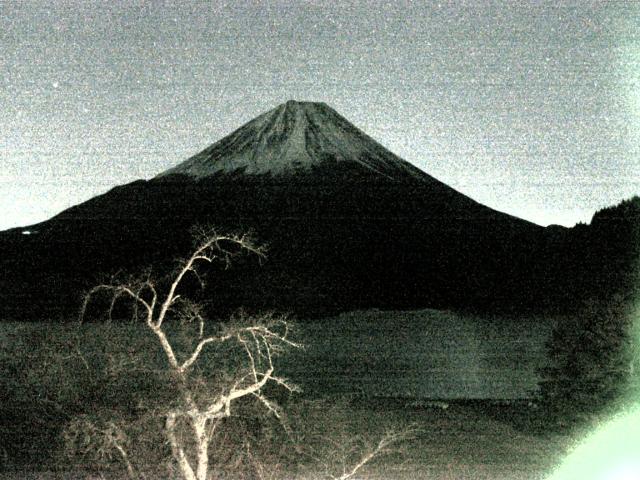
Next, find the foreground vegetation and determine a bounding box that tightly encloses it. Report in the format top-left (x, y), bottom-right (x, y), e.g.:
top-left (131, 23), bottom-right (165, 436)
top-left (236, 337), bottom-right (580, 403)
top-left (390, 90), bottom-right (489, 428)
top-left (0, 318), bottom-right (591, 480)
top-left (3, 304), bottom-right (636, 479)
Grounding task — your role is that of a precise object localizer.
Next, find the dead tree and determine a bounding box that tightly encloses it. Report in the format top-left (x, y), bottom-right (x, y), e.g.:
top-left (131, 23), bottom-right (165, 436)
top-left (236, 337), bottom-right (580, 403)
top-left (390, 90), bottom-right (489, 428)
top-left (80, 228), bottom-right (301, 480)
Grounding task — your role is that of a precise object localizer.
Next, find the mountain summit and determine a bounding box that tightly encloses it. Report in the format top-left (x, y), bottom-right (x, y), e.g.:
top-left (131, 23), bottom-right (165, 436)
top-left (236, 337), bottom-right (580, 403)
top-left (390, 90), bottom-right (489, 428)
top-left (158, 100), bottom-right (426, 180)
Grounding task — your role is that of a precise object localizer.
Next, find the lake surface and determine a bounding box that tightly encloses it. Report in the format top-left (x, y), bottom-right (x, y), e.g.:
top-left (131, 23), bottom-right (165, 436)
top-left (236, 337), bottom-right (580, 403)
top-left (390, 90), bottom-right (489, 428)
top-left (283, 309), bottom-right (555, 399)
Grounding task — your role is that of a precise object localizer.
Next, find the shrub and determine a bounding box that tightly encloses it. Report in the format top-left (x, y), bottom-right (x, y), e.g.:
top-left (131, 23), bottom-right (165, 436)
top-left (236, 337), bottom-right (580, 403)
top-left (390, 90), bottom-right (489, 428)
top-left (537, 295), bottom-right (638, 427)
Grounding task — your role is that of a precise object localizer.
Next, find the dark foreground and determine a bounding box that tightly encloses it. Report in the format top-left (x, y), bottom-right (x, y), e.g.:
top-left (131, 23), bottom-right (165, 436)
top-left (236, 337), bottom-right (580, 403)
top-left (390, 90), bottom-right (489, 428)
top-left (1, 398), bottom-right (578, 480)
top-left (0, 319), bottom-right (599, 479)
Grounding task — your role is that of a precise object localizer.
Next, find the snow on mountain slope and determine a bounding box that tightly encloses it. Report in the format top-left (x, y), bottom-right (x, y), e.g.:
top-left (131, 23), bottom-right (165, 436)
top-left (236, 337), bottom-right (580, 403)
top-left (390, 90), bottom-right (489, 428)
top-left (157, 100), bottom-right (428, 180)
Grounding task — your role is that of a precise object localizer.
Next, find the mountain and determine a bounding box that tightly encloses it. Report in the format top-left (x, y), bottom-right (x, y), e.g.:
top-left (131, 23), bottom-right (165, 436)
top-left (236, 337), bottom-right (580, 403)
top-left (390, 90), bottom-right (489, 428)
top-left (1, 101), bottom-right (633, 320)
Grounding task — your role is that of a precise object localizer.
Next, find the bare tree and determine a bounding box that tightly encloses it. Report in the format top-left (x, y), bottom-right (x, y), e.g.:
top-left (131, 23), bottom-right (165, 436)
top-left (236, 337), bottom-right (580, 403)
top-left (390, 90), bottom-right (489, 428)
top-left (80, 228), bottom-right (301, 480)
top-left (314, 428), bottom-right (417, 480)
top-left (75, 227), bottom-right (418, 480)
top-left (286, 398), bottom-right (419, 480)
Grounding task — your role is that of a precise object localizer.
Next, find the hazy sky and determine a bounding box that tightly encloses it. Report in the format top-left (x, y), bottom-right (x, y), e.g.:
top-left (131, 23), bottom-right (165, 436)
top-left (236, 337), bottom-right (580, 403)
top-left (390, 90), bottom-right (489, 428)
top-left (1, 0), bottom-right (639, 230)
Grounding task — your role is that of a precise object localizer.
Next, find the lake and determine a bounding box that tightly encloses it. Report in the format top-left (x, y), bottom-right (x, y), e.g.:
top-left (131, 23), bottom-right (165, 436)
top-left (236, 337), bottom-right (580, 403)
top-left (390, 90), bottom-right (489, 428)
top-left (283, 309), bottom-right (555, 399)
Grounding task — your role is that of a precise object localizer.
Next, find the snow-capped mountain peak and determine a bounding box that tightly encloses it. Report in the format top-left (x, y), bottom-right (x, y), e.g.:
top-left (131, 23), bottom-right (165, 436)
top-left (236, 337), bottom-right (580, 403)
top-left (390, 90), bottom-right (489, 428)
top-left (157, 100), bottom-right (426, 180)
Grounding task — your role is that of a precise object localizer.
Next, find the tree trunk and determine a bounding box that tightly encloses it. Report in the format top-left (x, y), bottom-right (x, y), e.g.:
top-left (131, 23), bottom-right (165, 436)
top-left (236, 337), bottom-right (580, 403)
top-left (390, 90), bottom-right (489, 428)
top-left (194, 417), bottom-right (209, 480)
top-left (166, 413), bottom-right (197, 480)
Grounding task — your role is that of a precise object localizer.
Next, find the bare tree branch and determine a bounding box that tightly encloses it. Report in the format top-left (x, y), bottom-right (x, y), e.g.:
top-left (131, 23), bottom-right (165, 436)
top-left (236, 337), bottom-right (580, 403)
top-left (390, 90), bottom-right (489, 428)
top-left (179, 334), bottom-right (233, 372)
top-left (330, 428), bottom-right (416, 480)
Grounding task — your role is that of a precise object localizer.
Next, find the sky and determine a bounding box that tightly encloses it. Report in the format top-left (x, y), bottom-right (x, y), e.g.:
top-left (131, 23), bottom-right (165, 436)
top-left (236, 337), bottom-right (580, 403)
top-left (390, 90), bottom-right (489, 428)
top-left (1, 0), bottom-right (639, 230)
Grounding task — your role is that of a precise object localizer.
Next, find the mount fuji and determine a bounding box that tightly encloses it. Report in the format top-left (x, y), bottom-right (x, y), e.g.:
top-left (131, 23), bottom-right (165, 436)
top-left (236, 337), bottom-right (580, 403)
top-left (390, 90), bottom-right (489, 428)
top-left (0, 101), bottom-right (602, 318)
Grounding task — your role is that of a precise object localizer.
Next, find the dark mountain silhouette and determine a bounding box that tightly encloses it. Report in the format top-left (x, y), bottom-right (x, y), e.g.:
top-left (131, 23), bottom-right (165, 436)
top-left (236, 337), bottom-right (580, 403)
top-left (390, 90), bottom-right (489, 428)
top-left (0, 101), bottom-right (637, 319)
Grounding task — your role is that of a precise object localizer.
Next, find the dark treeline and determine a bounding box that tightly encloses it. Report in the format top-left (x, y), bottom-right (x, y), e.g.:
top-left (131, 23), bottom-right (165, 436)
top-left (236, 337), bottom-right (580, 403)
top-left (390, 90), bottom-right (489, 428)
top-left (533, 197), bottom-right (640, 428)
top-left (536, 195), bottom-right (640, 310)
top-left (0, 164), bottom-right (638, 321)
